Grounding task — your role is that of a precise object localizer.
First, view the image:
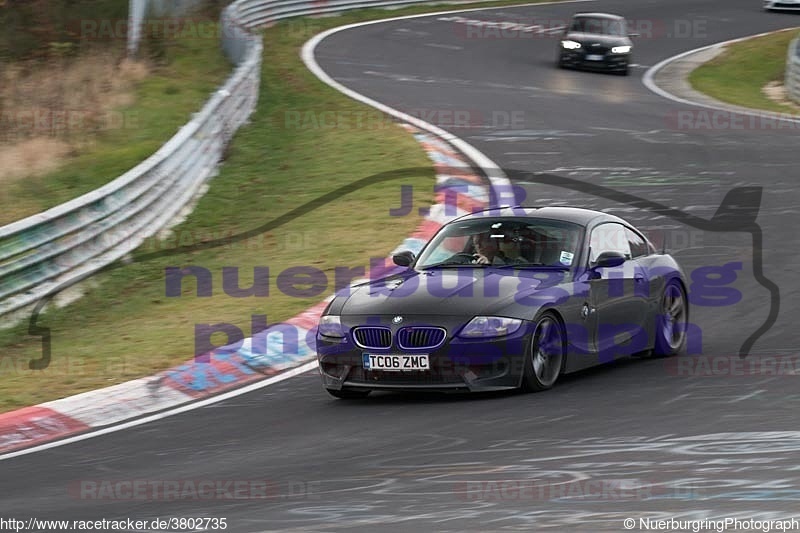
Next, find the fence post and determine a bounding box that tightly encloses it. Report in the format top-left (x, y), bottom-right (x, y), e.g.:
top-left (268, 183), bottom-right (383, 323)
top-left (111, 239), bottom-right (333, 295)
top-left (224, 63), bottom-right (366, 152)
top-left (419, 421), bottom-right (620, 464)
top-left (127, 0), bottom-right (149, 58)
top-left (785, 37), bottom-right (800, 105)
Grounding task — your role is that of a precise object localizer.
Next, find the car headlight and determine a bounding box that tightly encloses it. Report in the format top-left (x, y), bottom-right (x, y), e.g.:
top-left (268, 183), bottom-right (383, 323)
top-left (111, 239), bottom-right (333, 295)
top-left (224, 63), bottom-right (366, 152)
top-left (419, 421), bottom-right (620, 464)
top-left (458, 316), bottom-right (523, 339)
top-left (318, 315), bottom-right (345, 338)
top-left (561, 40), bottom-right (581, 50)
top-left (611, 45), bottom-right (631, 54)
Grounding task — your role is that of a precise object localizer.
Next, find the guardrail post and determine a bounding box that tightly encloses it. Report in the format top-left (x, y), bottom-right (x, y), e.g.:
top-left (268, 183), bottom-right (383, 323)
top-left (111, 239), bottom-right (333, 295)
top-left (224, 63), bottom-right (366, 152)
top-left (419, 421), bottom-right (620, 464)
top-left (786, 37), bottom-right (800, 105)
top-left (127, 0), bottom-right (150, 58)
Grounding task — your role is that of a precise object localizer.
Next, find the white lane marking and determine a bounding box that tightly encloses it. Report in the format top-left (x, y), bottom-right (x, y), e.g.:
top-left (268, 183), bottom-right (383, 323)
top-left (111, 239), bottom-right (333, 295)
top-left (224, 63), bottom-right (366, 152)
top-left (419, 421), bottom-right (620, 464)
top-left (0, 362), bottom-right (319, 462)
top-left (642, 29), bottom-right (800, 125)
top-left (662, 393), bottom-right (691, 405)
top-left (394, 28), bottom-right (430, 36)
top-left (437, 14), bottom-right (566, 35)
top-left (505, 151), bottom-right (562, 155)
top-left (0, 0), bottom-right (597, 461)
top-left (590, 126), bottom-right (641, 133)
top-left (424, 43), bottom-right (462, 50)
top-left (302, 4), bottom-right (537, 192)
top-left (506, 151), bottom-right (545, 154)
top-left (302, 0), bottom-right (598, 186)
top-left (728, 390), bottom-right (766, 403)
top-left (361, 70), bottom-right (545, 94)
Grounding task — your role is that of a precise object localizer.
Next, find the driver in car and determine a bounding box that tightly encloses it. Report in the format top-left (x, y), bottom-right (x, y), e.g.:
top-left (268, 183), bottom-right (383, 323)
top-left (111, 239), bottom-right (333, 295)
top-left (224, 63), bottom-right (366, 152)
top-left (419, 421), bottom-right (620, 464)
top-left (473, 232), bottom-right (526, 265)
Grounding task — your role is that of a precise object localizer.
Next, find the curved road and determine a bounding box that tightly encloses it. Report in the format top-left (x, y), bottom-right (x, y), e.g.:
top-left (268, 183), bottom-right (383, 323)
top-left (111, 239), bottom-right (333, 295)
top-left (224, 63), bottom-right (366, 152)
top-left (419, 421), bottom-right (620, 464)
top-left (3, 0), bottom-right (800, 531)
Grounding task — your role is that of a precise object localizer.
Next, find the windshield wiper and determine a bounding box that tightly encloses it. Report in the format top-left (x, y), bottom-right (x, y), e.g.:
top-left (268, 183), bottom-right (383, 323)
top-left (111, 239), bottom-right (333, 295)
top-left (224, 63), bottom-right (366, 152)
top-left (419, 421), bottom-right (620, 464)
top-left (419, 261), bottom-right (489, 269)
top-left (495, 263), bottom-right (571, 270)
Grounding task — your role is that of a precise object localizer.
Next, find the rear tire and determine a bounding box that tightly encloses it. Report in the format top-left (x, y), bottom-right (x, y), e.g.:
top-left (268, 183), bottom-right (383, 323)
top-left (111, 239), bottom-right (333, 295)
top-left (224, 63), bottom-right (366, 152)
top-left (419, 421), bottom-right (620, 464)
top-left (326, 388), bottom-right (370, 399)
top-left (521, 313), bottom-right (566, 392)
top-left (652, 281), bottom-right (688, 357)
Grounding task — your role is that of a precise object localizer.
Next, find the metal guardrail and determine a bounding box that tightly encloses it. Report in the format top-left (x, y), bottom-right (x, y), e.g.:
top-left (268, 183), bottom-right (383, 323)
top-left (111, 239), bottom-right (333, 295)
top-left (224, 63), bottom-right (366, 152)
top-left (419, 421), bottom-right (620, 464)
top-left (0, 4), bottom-right (262, 320)
top-left (786, 37), bottom-right (800, 104)
top-left (0, 0), bottom-right (499, 321)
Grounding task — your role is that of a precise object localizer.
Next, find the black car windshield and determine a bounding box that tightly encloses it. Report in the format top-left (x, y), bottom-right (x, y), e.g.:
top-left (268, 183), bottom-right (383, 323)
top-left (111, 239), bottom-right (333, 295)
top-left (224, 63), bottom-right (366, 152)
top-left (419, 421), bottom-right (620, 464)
top-left (569, 16), bottom-right (625, 36)
top-left (415, 217), bottom-right (583, 270)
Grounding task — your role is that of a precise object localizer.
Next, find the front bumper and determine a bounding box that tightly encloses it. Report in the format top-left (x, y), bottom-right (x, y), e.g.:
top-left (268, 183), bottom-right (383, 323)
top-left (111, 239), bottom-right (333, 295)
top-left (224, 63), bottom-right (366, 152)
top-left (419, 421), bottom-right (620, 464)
top-left (559, 49), bottom-right (630, 71)
top-left (317, 319), bottom-right (534, 393)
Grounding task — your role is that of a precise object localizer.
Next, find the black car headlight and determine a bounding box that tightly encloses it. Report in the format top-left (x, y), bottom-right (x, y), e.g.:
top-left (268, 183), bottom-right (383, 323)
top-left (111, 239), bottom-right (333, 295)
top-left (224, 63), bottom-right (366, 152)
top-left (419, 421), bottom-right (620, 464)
top-left (318, 315), bottom-right (345, 338)
top-left (561, 40), bottom-right (582, 50)
top-left (458, 316), bottom-right (523, 339)
top-left (611, 45), bottom-right (631, 54)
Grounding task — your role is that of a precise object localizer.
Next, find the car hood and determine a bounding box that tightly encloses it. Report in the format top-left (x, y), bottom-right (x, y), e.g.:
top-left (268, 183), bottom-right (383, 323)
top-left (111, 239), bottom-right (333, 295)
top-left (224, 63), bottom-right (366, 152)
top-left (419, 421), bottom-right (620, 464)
top-left (338, 268), bottom-right (559, 317)
top-left (564, 32), bottom-right (631, 47)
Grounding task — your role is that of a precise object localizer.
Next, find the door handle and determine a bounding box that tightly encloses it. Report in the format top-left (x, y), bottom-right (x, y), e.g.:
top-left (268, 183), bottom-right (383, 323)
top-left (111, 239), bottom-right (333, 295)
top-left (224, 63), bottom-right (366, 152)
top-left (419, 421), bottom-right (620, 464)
top-left (634, 274), bottom-right (645, 282)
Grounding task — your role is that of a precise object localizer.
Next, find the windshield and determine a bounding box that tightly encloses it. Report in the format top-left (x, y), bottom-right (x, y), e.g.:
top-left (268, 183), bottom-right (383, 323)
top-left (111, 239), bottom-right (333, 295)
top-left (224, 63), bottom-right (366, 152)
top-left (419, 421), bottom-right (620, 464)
top-left (415, 218), bottom-right (583, 269)
top-left (569, 16), bottom-right (625, 36)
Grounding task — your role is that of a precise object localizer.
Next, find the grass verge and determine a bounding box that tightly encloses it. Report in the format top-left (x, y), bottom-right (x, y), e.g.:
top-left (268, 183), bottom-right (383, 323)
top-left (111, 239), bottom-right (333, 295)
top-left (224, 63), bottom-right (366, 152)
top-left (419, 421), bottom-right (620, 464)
top-left (0, 0), bottom-right (566, 412)
top-left (689, 28), bottom-right (800, 114)
top-left (0, 22), bottom-right (232, 225)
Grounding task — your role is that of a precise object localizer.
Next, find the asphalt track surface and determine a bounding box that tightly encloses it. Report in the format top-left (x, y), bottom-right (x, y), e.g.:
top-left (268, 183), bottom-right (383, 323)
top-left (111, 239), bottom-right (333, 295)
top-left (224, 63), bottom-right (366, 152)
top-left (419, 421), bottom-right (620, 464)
top-left (3, 1), bottom-right (800, 531)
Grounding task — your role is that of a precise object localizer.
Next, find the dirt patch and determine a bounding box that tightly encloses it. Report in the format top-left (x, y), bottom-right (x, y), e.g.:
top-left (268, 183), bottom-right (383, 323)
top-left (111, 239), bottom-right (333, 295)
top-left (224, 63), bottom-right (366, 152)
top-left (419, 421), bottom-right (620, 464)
top-left (0, 52), bottom-right (149, 182)
top-left (0, 138), bottom-right (71, 184)
top-left (1, 54), bottom-right (148, 117)
top-left (762, 80), bottom-right (800, 112)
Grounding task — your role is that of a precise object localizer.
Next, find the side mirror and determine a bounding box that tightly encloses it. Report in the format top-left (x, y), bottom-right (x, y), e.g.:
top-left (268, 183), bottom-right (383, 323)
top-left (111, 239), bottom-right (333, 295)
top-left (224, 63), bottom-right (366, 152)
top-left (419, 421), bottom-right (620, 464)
top-left (392, 250), bottom-right (415, 267)
top-left (593, 250), bottom-right (626, 269)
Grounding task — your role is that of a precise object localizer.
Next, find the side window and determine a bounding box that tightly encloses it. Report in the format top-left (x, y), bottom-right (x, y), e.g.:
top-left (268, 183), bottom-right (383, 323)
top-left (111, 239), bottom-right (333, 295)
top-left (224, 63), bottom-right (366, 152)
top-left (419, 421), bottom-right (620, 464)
top-left (589, 223), bottom-right (631, 263)
top-left (625, 227), bottom-right (649, 258)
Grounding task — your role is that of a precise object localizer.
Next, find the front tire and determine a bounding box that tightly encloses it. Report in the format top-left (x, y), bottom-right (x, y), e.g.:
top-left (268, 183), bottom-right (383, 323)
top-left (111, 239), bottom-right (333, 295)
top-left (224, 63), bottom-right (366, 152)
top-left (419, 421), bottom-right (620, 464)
top-left (326, 388), bottom-right (371, 399)
top-left (522, 313), bottom-right (566, 392)
top-left (652, 281), bottom-right (688, 357)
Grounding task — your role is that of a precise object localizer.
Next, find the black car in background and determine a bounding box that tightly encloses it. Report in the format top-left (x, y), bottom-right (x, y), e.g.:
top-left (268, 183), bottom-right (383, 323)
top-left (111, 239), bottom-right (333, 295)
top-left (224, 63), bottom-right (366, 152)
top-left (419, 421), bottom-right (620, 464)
top-left (557, 13), bottom-right (634, 75)
top-left (316, 207), bottom-right (689, 399)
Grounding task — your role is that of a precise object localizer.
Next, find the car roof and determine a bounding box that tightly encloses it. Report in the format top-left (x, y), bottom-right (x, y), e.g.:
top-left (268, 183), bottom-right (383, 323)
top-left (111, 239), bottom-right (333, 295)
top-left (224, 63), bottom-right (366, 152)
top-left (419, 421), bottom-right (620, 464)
top-left (572, 12), bottom-right (624, 19)
top-left (571, 12), bottom-right (625, 20)
top-left (453, 206), bottom-right (629, 227)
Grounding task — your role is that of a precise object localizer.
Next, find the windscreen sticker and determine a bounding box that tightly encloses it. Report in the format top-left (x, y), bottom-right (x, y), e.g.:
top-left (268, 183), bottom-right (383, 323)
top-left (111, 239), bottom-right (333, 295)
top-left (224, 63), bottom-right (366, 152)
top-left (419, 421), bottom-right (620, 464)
top-left (559, 251), bottom-right (574, 265)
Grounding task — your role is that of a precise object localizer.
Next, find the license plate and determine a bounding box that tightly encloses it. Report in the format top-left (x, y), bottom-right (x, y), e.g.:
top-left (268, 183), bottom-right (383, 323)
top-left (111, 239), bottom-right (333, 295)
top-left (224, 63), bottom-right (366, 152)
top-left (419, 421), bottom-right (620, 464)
top-left (585, 54), bottom-right (604, 61)
top-left (363, 353), bottom-right (430, 371)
